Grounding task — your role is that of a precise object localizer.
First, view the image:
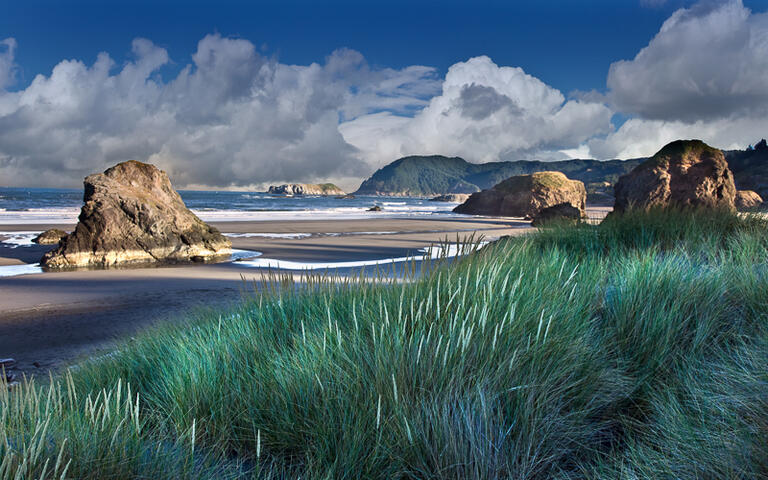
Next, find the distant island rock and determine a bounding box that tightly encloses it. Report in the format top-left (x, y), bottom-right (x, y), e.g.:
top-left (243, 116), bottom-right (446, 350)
top-left (354, 155), bottom-right (642, 197)
top-left (735, 190), bottom-right (763, 210)
top-left (32, 229), bottom-right (67, 245)
top-left (42, 160), bottom-right (231, 269)
top-left (429, 194), bottom-right (470, 203)
top-left (453, 171), bottom-right (586, 218)
top-left (268, 183), bottom-right (345, 196)
top-left (613, 140), bottom-right (736, 213)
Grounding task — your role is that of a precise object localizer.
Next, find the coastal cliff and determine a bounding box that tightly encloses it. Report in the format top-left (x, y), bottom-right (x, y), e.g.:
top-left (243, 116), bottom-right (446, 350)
top-left (354, 144), bottom-right (768, 203)
top-left (353, 155), bottom-right (642, 197)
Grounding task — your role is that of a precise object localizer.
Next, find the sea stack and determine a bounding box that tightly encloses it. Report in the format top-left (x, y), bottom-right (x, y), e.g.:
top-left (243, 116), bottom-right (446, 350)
top-left (268, 183), bottom-right (345, 195)
top-left (613, 140), bottom-right (736, 213)
top-left (41, 160), bottom-right (231, 268)
top-left (453, 171), bottom-right (586, 219)
top-left (32, 229), bottom-right (68, 245)
top-left (735, 190), bottom-right (763, 210)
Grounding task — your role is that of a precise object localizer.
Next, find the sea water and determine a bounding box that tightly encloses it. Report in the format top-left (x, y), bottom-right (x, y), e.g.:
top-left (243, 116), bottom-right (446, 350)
top-left (0, 187), bottom-right (458, 224)
top-left (0, 187), bottom-right (471, 276)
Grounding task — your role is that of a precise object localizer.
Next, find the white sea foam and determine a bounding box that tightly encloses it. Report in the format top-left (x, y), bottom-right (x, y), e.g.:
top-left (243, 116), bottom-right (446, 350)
top-left (0, 263), bottom-right (43, 277)
top-left (0, 208), bottom-right (80, 224)
top-left (0, 205), bottom-right (462, 224)
top-left (235, 243), bottom-right (484, 271)
top-left (230, 249), bottom-right (263, 261)
top-left (225, 233), bottom-right (313, 239)
top-left (0, 231), bottom-right (40, 247)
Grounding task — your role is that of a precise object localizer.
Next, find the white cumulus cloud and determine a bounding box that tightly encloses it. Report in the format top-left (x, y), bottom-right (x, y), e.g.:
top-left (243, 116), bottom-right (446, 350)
top-left (590, 0), bottom-right (768, 158)
top-left (0, 35), bottom-right (438, 190)
top-left (340, 56), bottom-right (614, 166)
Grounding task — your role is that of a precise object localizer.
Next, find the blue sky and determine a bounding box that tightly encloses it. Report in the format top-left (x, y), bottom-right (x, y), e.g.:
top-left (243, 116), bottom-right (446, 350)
top-left (2, 0), bottom-right (768, 189)
top-left (3, 0), bottom-right (753, 94)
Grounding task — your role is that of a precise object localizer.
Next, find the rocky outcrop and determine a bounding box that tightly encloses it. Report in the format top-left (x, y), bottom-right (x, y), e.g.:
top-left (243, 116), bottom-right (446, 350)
top-left (613, 140), bottom-right (736, 213)
top-left (531, 203), bottom-right (585, 227)
top-left (42, 161), bottom-right (231, 269)
top-left (453, 171), bottom-right (586, 218)
top-left (430, 194), bottom-right (470, 203)
top-left (268, 183), bottom-right (345, 196)
top-left (33, 229), bottom-right (67, 245)
top-left (735, 190), bottom-right (763, 209)
top-left (368, 205), bottom-right (383, 212)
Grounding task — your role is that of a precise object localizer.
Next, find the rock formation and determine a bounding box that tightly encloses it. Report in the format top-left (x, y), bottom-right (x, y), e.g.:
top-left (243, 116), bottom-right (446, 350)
top-left (453, 171), bottom-right (586, 218)
top-left (430, 194), bottom-right (470, 203)
top-left (531, 203), bottom-right (585, 227)
top-left (368, 205), bottom-right (383, 212)
top-left (42, 161), bottom-right (231, 268)
top-left (268, 183), bottom-right (345, 195)
top-left (32, 229), bottom-right (67, 245)
top-left (613, 140), bottom-right (736, 213)
top-left (735, 190), bottom-right (763, 209)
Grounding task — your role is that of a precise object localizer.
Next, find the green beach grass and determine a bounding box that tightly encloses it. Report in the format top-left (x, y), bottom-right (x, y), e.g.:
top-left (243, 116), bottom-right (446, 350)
top-left (2, 208), bottom-right (767, 479)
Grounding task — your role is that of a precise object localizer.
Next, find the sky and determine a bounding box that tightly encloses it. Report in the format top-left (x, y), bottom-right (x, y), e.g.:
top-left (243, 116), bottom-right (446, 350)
top-left (1, 0), bottom-right (768, 190)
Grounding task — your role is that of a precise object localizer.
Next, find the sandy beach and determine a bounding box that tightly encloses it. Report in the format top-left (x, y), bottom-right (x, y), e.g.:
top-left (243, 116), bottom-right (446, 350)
top-left (0, 214), bottom-right (551, 376)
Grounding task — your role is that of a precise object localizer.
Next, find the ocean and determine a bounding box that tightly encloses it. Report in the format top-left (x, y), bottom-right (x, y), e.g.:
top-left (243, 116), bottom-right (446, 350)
top-left (0, 187), bottom-right (458, 224)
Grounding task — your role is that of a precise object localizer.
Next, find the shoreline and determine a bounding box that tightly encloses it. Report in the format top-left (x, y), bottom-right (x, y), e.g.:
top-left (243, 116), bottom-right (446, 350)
top-left (0, 208), bottom-right (611, 377)
top-left (0, 215), bottom-right (541, 376)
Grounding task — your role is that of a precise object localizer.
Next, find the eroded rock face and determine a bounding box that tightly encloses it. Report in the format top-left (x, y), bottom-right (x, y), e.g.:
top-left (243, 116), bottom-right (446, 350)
top-left (33, 229), bottom-right (67, 245)
top-left (531, 203), bottom-right (585, 227)
top-left (613, 140), bottom-right (736, 213)
top-left (453, 171), bottom-right (586, 218)
top-left (268, 184), bottom-right (345, 195)
top-left (735, 190), bottom-right (763, 210)
top-left (42, 161), bottom-right (231, 268)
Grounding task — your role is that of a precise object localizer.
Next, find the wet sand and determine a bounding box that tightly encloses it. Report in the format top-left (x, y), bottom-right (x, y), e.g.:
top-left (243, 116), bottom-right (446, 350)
top-left (0, 209), bottom-right (613, 376)
top-left (0, 215), bottom-right (537, 376)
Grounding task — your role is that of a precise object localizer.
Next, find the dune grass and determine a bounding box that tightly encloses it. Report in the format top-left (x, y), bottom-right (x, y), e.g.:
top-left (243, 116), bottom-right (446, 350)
top-left (2, 208), bottom-right (767, 479)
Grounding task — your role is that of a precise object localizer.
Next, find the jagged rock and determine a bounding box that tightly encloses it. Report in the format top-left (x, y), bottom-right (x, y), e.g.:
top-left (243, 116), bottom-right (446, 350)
top-left (735, 190), bottom-right (763, 210)
top-left (32, 229), bottom-right (68, 245)
top-left (268, 183), bottom-right (345, 195)
top-left (41, 161), bottom-right (231, 268)
top-left (368, 205), bottom-right (383, 212)
top-left (453, 171), bottom-right (586, 218)
top-left (430, 194), bottom-right (470, 203)
top-left (531, 203), bottom-right (585, 227)
top-left (613, 140), bottom-right (736, 213)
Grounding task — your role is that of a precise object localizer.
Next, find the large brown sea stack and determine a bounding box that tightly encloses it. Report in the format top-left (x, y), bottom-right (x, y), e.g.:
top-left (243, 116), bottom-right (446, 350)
top-left (453, 171), bottom-right (586, 218)
top-left (613, 140), bottom-right (736, 213)
top-left (42, 160), bottom-right (231, 268)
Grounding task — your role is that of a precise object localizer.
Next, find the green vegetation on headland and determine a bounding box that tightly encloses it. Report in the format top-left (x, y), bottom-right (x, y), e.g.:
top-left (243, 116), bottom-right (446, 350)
top-left (2, 208), bottom-right (768, 479)
top-left (353, 155), bottom-right (642, 197)
top-left (354, 142), bottom-right (768, 199)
